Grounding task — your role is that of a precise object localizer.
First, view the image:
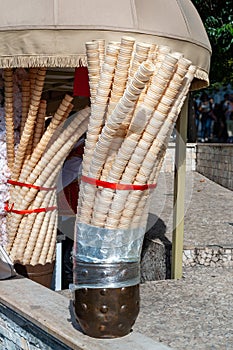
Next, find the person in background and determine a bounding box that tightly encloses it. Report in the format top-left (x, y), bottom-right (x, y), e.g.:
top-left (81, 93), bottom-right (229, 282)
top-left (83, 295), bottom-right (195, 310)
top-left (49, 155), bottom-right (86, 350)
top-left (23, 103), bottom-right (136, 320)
top-left (193, 95), bottom-right (201, 141)
top-left (217, 93), bottom-right (233, 142)
top-left (212, 102), bottom-right (228, 142)
top-left (198, 92), bottom-right (215, 142)
top-left (223, 95), bottom-right (233, 139)
top-left (221, 94), bottom-right (231, 119)
top-left (57, 134), bottom-right (85, 289)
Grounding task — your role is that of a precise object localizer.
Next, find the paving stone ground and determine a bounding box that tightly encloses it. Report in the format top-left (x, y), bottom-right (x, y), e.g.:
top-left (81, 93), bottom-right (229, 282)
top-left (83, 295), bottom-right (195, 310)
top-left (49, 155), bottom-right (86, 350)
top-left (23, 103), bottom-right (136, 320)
top-left (135, 266), bottom-right (233, 350)
top-left (148, 171), bottom-right (233, 248)
top-left (134, 171), bottom-right (233, 349)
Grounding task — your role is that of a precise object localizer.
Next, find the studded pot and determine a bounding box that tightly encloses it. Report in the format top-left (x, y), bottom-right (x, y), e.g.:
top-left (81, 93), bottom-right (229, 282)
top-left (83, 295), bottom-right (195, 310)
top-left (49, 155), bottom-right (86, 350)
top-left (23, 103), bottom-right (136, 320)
top-left (73, 284), bottom-right (140, 338)
top-left (72, 223), bottom-right (145, 338)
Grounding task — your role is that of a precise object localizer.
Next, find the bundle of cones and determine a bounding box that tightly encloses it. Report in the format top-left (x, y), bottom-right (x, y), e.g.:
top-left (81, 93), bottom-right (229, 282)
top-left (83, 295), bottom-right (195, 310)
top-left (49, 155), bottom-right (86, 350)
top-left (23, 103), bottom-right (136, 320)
top-left (77, 36), bottom-right (196, 231)
top-left (4, 68), bottom-right (90, 265)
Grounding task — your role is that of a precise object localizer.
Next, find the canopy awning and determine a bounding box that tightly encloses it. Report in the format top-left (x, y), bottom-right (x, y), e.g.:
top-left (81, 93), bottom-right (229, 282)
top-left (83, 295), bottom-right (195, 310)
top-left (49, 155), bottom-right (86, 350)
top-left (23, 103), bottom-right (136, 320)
top-left (0, 0), bottom-right (211, 90)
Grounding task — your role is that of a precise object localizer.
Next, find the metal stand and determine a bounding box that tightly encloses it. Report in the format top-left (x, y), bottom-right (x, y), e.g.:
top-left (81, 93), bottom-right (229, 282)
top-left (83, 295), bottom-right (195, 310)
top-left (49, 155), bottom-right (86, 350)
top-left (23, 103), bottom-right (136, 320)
top-left (171, 96), bottom-right (188, 279)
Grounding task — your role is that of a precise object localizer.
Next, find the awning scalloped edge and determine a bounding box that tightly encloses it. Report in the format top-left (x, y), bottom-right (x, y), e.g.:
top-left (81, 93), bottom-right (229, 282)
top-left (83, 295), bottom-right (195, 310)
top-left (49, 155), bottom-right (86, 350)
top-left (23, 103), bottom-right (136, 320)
top-left (0, 55), bottom-right (87, 69)
top-left (0, 54), bottom-right (209, 91)
top-left (191, 67), bottom-right (209, 91)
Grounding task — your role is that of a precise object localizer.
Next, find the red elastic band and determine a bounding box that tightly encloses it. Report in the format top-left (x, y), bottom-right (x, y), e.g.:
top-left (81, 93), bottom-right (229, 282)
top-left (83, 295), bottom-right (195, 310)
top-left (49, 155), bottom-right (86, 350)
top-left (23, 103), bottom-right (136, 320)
top-left (7, 179), bottom-right (56, 191)
top-left (81, 175), bottom-right (157, 191)
top-left (4, 202), bottom-right (57, 215)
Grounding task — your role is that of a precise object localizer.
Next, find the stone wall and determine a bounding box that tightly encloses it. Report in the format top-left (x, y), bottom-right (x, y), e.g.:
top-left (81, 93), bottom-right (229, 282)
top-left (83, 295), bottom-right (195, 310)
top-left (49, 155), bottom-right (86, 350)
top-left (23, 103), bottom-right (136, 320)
top-left (0, 304), bottom-right (71, 350)
top-left (196, 144), bottom-right (233, 191)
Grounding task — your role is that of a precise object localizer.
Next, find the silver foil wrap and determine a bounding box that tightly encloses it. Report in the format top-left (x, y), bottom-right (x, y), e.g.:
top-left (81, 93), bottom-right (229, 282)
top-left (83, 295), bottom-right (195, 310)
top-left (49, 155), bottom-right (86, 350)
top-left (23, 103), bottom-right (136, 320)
top-left (73, 222), bottom-right (146, 288)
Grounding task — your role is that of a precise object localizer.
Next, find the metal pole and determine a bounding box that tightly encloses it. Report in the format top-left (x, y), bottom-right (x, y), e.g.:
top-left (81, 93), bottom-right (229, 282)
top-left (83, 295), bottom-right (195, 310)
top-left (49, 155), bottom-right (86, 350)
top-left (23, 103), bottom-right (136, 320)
top-left (171, 96), bottom-right (188, 279)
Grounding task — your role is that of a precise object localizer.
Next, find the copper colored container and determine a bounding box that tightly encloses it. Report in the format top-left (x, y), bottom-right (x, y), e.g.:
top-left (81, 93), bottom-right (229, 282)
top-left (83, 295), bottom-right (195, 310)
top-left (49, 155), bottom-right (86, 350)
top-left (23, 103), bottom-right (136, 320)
top-left (73, 284), bottom-right (140, 338)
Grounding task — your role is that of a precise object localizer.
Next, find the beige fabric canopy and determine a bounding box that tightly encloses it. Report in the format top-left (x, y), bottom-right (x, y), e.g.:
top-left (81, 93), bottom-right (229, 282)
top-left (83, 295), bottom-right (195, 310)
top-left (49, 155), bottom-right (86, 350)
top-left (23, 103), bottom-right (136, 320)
top-left (0, 0), bottom-right (211, 90)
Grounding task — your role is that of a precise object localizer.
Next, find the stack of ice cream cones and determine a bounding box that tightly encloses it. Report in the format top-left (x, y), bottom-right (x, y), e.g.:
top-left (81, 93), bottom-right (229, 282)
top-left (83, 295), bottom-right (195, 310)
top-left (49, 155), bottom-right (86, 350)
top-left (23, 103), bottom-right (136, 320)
top-left (72, 37), bottom-right (196, 337)
top-left (3, 68), bottom-right (90, 267)
top-left (77, 36), bottom-right (196, 233)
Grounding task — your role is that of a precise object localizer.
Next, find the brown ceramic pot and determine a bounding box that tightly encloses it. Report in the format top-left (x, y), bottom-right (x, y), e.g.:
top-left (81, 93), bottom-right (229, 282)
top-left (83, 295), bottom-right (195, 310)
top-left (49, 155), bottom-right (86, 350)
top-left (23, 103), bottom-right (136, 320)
top-left (14, 261), bottom-right (55, 288)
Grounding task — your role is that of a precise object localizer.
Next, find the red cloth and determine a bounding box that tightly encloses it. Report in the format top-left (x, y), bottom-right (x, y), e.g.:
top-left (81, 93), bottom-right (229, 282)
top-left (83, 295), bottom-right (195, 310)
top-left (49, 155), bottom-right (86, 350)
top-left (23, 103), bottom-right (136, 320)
top-left (66, 140), bottom-right (85, 160)
top-left (57, 180), bottom-right (79, 216)
top-left (57, 141), bottom-right (85, 216)
top-left (73, 66), bottom-right (90, 97)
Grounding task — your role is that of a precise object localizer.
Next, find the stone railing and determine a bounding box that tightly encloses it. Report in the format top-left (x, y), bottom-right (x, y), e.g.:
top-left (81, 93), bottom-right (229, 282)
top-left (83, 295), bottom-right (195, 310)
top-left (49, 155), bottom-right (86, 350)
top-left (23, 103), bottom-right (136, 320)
top-left (196, 143), bottom-right (233, 191)
top-left (161, 142), bottom-right (196, 173)
top-left (183, 246), bottom-right (233, 268)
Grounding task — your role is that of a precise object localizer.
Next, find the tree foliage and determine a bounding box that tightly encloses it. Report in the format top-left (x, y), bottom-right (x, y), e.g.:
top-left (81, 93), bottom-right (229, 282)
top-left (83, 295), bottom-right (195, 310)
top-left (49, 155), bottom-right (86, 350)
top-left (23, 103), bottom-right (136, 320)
top-left (191, 0), bottom-right (233, 85)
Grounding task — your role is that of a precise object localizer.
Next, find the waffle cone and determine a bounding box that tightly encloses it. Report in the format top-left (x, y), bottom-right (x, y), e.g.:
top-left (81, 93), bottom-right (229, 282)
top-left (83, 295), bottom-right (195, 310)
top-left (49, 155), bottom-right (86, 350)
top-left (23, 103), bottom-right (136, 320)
top-left (27, 191), bottom-right (55, 265)
top-left (4, 68), bottom-right (15, 171)
top-left (38, 208), bottom-right (57, 264)
top-left (32, 100), bottom-right (47, 149)
top-left (45, 212), bottom-right (58, 263)
top-left (20, 80), bottom-right (31, 136)
top-left (12, 68), bottom-right (47, 181)
top-left (106, 38), bottom-right (133, 118)
top-left (86, 40), bottom-right (101, 101)
top-left (9, 214), bottom-right (29, 262)
top-left (29, 68), bottom-right (38, 92)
